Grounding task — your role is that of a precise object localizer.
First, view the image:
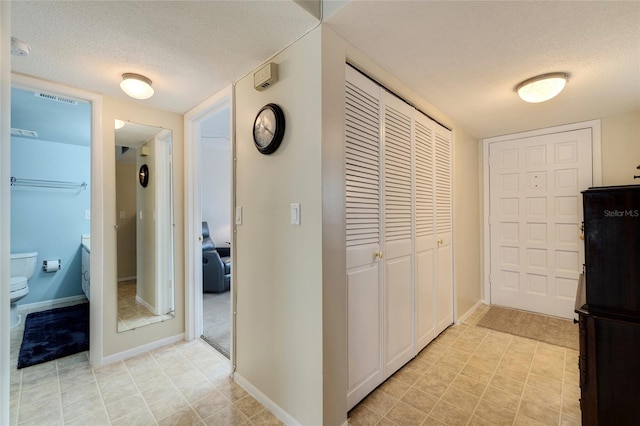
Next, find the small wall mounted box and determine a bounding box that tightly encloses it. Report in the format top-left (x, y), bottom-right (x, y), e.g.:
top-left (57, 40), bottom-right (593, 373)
top-left (254, 63), bottom-right (278, 91)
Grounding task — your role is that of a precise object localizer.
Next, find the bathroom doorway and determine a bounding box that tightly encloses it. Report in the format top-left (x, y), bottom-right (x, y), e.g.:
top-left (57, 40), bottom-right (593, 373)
top-left (8, 78), bottom-right (94, 376)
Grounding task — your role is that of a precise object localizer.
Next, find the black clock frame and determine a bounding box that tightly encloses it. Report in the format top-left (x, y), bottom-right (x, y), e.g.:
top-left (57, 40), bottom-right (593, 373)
top-left (253, 103), bottom-right (285, 155)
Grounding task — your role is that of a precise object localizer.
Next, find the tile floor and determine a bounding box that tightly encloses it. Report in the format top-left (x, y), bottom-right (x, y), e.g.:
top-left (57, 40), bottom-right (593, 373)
top-left (10, 302), bottom-right (282, 426)
top-left (118, 280), bottom-right (174, 332)
top-left (10, 303), bottom-right (581, 425)
top-left (348, 304), bottom-right (581, 426)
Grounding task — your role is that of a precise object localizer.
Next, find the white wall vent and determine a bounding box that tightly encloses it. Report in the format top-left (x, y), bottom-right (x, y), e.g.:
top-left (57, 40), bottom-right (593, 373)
top-left (35, 92), bottom-right (79, 105)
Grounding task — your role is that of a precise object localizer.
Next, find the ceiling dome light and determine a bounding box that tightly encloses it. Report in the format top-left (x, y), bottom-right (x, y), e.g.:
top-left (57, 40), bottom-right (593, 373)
top-left (120, 73), bottom-right (154, 100)
top-left (516, 72), bottom-right (568, 103)
top-left (114, 119), bottom-right (125, 130)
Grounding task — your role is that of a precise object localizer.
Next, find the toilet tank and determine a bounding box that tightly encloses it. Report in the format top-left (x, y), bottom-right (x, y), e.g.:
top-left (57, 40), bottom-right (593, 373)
top-left (10, 252), bottom-right (38, 279)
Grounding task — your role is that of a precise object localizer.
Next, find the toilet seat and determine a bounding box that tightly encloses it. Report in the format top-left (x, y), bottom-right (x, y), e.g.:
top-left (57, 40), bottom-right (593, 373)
top-left (10, 277), bottom-right (28, 293)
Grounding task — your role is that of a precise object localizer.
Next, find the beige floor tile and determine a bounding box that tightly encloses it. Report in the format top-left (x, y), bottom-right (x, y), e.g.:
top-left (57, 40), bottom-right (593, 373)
top-left (348, 404), bottom-right (382, 426)
top-left (413, 374), bottom-right (451, 398)
top-left (110, 407), bottom-right (157, 426)
top-left (215, 378), bottom-right (249, 402)
top-left (180, 379), bottom-right (218, 404)
top-left (65, 408), bottom-right (111, 426)
top-left (361, 389), bottom-right (397, 416)
top-left (19, 394), bottom-right (62, 421)
top-left (489, 373), bottom-right (525, 396)
top-left (250, 408), bottom-right (285, 426)
top-left (473, 400), bottom-right (516, 426)
top-left (560, 413), bottom-right (581, 426)
top-left (422, 416), bottom-right (447, 426)
top-left (234, 394), bottom-right (264, 418)
top-left (157, 406), bottom-right (202, 426)
top-left (433, 355), bottom-right (466, 373)
top-left (377, 417), bottom-right (400, 426)
top-left (522, 383), bottom-right (562, 412)
top-left (61, 382), bottom-right (101, 407)
top-left (466, 353), bottom-right (501, 372)
top-left (378, 377), bottom-right (410, 399)
top-left (518, 400), bottom-right (560, 425)
top-left (429, 399), bottom-right (475, 426)
top-left (191, 390), bottom-right (231, 420)
top-left (385, 400), bottom-right (428, 425)
top-left (391, 365), bottom-right (422, 386)
top-left (459, 364), bottom-right (493, 383)
top-left (148, 394), bottom-right (191, 421)
top-left (449, 374), bottom-right (487, 397)
top-left (482, 385), bottom-right (521, 410)
top-left (62, 393), bottom-right (105, 422)
top-left (105, 394), bottom-right (147, 422)
top-left (17, 407), bottom-right (63, 426)
top-left (400, 387), bottom-right (438, 414)
top-left (202, 405), bottom-right (249, 426)
top-left (441, 387), bottom-right (480, 412)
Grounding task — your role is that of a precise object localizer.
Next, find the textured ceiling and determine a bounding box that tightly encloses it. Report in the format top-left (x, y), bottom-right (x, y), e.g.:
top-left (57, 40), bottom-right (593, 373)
top-left (326, 1), bottom-right (640, 138)
top-left (11, 1), bottom-right (319, 114)
top-left (10, 1), bottom-right (640, 140)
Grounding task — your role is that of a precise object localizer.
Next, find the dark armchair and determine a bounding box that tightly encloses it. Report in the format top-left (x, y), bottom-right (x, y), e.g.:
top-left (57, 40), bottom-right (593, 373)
top-left (202, 221), bottom-right (231, 293)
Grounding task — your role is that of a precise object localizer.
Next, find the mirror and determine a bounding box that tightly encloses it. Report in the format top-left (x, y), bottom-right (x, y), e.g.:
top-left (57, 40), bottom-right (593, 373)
top-left (115, 120), bottom-right (174, 332)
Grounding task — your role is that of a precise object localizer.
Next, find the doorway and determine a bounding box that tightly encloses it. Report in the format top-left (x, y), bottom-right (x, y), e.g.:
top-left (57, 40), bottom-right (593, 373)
top-left (184, 86), bottom-right (233, 361)
top-left (199, 106), bottom-right (232, 358)
top-left (483, 121), bottom-right (602, 319)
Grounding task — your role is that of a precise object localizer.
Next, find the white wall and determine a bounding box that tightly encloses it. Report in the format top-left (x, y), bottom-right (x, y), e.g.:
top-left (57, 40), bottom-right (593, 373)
top-left (235, 28), bottom-right (324, 425)
top-left (234, 23), bottom-right (482, 425)
top-left (201, 137), bottom-right (231, 246)
top-left (601, 109), bottom-right (640, 186)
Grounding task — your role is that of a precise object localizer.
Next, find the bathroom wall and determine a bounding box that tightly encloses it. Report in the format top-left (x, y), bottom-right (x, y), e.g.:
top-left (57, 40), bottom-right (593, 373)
top-left (10, 136), bottom-right (90, 305)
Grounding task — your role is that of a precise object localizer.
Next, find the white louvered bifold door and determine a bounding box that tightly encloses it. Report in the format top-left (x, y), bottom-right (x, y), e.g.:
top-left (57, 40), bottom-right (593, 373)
top-left (434, 123), bottom-right (453, 335)
top-left (413, 112), bottom-right (436, 352)
top-left (345, 66), bottom-right (384, 410)
top-left (381, 91), bottom-right (414, 376)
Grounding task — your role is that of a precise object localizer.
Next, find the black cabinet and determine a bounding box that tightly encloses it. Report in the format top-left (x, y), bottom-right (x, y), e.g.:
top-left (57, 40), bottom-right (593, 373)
top-left (578, 185), bottom-right (640, 425)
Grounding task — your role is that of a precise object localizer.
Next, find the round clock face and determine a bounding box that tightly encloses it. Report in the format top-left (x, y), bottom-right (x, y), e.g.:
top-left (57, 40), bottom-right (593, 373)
top-left (139, 164), bottom-right (149, 187)
top-left (253, 103), bottom-right (285, 154)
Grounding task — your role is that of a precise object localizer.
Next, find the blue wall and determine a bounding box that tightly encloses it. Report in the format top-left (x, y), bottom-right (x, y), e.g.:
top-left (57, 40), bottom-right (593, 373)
top-left (11, 136), bottom-right (90, 305)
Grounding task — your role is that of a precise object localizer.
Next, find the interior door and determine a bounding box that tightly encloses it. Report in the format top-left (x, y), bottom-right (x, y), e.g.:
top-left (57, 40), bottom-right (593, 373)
top-left (345, 67), bottom-right (383, 409)
top-left (381, 91), bottom-right (414, 375)
top-left (489, 129), bottom-right (592, 318)
top-left (414, 113), bottom-right (436, 351)
top-left (434, 124), bottom-right (453, 335)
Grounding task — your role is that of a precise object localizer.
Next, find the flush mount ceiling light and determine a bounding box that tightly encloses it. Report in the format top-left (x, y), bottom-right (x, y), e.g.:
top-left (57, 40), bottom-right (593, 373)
top-left (120, 73), bottom-right (154, 100)
top-left (114, 119), bottom-right (125, 130)
top-left (516, 72), bottom-right (568, 103)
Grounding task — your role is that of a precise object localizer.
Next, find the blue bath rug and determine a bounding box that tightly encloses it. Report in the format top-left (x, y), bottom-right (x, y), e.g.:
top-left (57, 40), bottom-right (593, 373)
top-left (17, 303), bottom-right (89, 369)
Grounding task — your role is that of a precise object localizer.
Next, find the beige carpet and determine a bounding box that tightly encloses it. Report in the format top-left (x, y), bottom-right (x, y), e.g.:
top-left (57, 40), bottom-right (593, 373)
top-left (477, 306), bottom-right (579, 350)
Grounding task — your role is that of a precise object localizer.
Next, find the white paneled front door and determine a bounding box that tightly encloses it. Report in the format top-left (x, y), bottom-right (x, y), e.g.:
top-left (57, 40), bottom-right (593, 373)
top-left (489, 129), bottom-right (592, 318)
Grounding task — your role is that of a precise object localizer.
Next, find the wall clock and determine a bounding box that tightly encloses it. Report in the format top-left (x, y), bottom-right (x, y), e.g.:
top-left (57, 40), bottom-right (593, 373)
top-left (253, 103), bottom-right (285, 155)
top-left (139, 164), bottom-right (149, 187)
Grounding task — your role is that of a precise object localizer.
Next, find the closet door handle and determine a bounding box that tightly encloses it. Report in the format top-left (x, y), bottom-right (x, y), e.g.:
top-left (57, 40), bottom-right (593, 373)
top-left (374, 251), bottom-right (384, 259)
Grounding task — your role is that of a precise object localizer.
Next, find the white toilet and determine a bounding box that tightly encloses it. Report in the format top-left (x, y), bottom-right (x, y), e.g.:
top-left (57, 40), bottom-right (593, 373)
top-left (10, 252), bottom-right (38, 328)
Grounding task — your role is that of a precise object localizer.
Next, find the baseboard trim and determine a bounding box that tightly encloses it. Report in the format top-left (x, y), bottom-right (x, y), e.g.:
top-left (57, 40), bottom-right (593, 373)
top-left (118, 276), bottom-right (136, 282)
top-left (233, 372), bottom-right (300, 426)
top-left (455, 300), bottom-right (483, 324)
top-left (17, 295), bottom-right (87, 312)
top-left (100, 333), bottom-right (184, 366)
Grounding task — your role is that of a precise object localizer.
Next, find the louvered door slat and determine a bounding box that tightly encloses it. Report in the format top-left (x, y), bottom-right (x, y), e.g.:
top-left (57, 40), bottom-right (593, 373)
top-left (383, 102), bottom-right (412, 243)
top-left (414, 120), bottom-right (434, 238)
top-left (345, 77), bottom-right (380, 249)
top-left (435, 128), bottom-right (452, 234)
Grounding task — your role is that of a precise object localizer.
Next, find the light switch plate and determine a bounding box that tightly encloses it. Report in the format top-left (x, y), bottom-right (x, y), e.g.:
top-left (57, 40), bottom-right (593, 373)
top-left (119, 211), bottom-right (125, 219)
top-left (85, 210), bottom-right (91, 220)
top-left (235, 206), bottom-right (242, 225)
top-left (291, 203), bottom-right (300, 225)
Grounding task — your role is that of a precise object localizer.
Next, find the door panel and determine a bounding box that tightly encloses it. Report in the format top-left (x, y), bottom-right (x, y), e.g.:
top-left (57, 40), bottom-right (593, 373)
top-left (489, 129), bottom-right (592, 318)
top-left (346, 66), bottom-right (383, 409)
top-left (384, 256), bottom-right (413, 374)
top-left (347, 262), bottom-right (382, 408)
top-left (381, 91), bottom-right (414, 374)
